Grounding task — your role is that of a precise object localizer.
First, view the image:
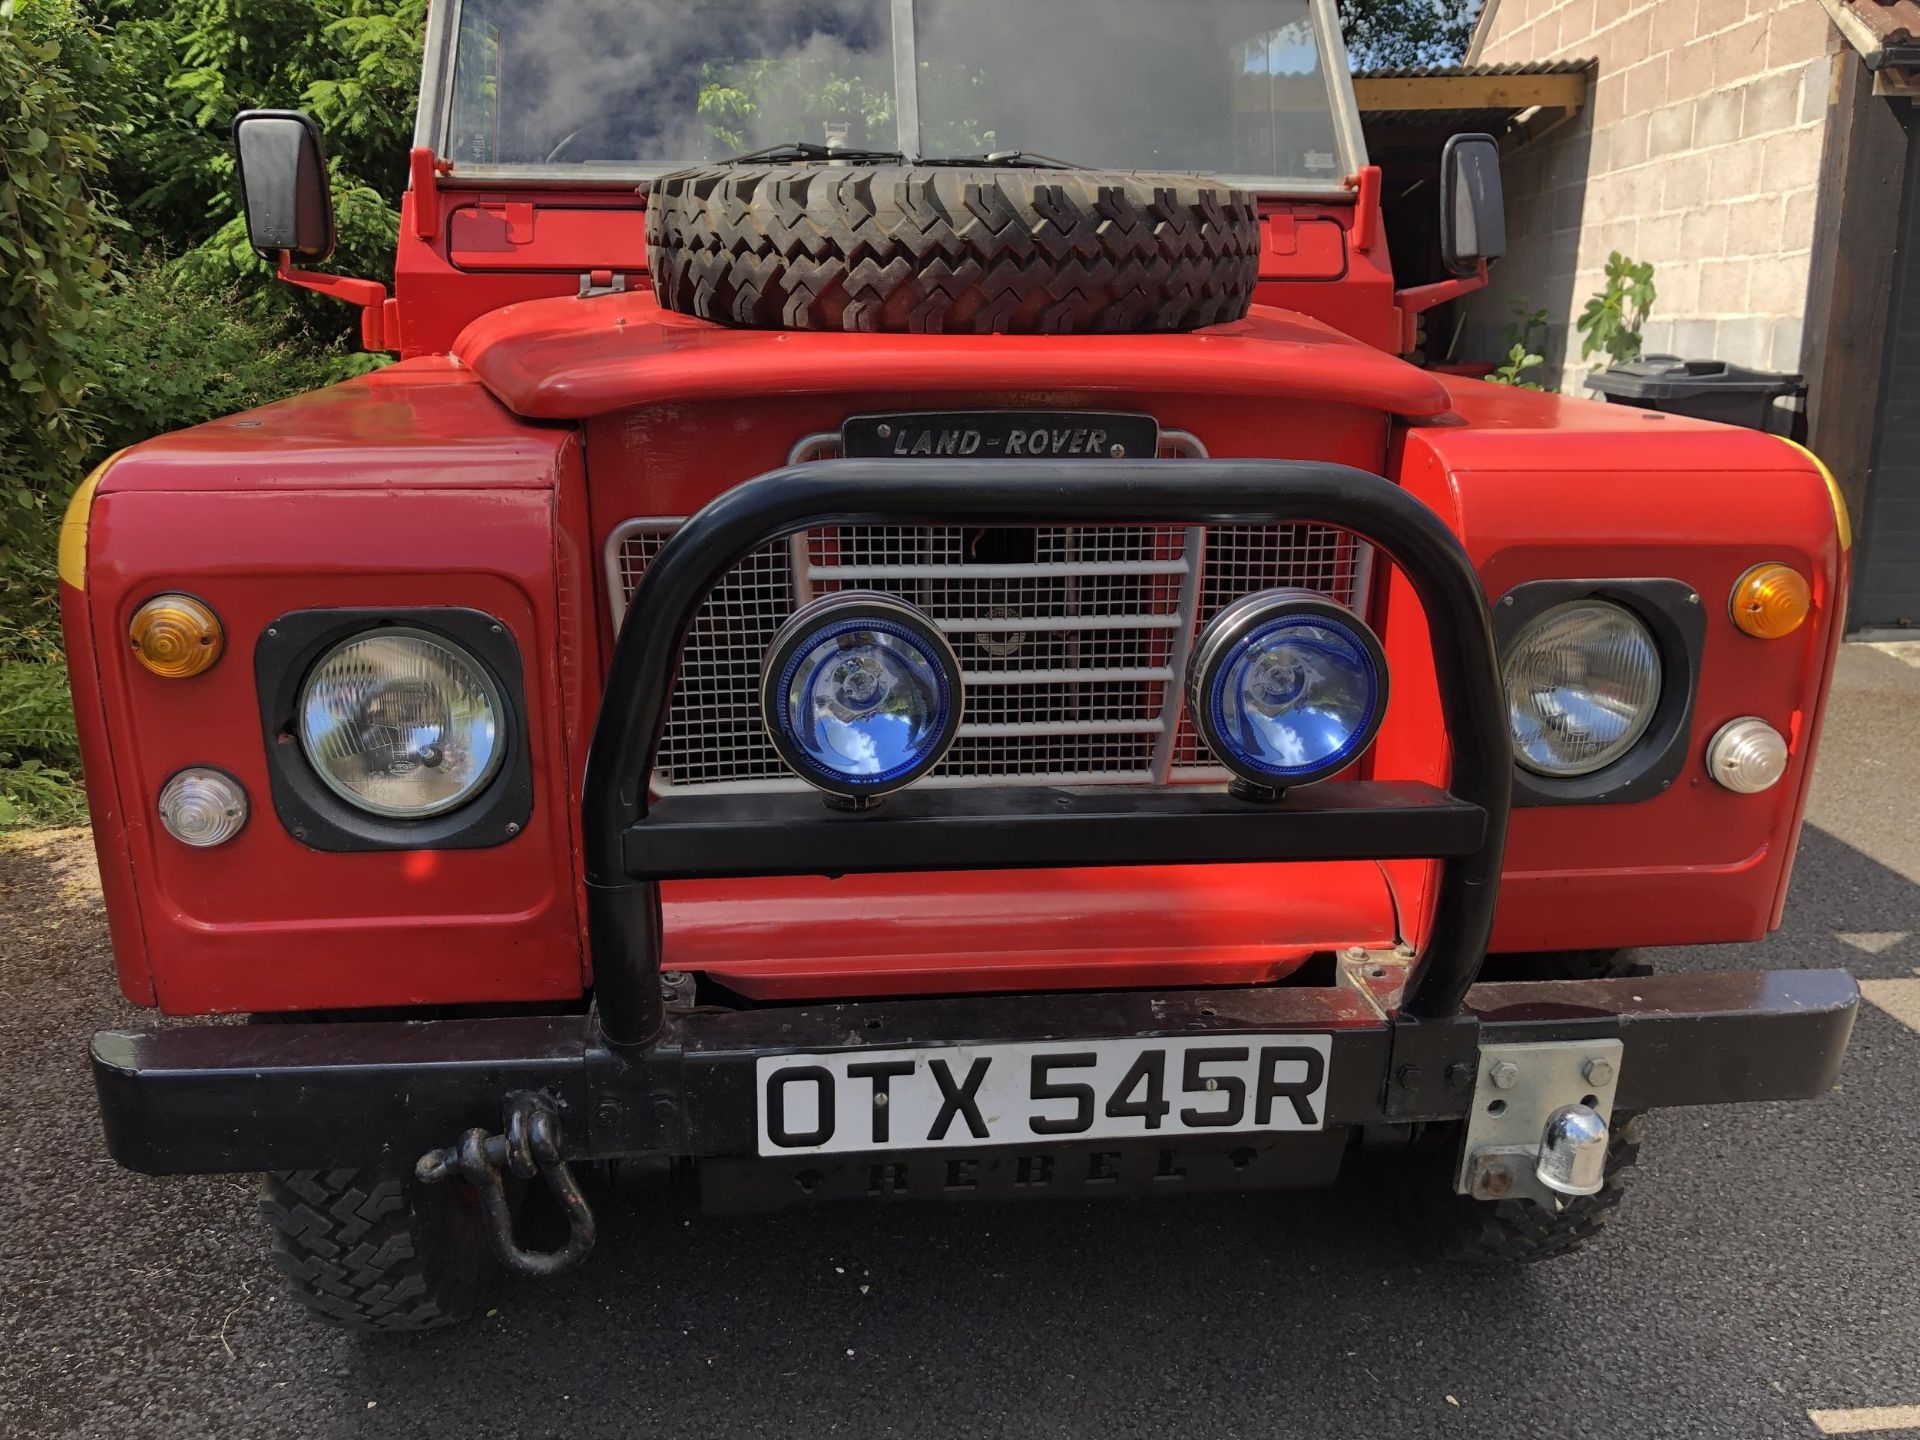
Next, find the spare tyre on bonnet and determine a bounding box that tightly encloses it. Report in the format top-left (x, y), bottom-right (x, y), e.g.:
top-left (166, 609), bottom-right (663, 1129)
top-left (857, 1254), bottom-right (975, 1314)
top-left (645, 165), bottom-right (1263, 334)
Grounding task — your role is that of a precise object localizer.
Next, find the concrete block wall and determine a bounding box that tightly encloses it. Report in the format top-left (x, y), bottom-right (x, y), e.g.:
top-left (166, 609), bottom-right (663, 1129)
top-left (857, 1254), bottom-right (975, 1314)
top-left (1459, 0), bottom-right (1841, 392)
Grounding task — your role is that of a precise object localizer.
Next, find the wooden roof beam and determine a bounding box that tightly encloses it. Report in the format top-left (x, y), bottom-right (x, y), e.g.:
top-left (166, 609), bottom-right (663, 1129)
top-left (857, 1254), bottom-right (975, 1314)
top-left (1352, 72), bottom-right (1590, 113)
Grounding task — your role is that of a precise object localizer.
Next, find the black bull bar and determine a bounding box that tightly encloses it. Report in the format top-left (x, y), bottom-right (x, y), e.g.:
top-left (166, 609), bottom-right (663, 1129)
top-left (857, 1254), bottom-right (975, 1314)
top-left (92, 460), bottom-right (1857, 1180)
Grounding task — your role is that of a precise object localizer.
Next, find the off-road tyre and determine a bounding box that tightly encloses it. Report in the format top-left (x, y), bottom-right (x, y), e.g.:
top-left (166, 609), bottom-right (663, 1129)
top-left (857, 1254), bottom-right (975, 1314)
top-left (646, 164), bottom-right (1261, 334)
top-left (1409, 1114), bottom-right (1643, 1263)
top-left (259, 1168), bottom-right (495, 1332)
top-left (1477, 948), bottom-right (1654, 983)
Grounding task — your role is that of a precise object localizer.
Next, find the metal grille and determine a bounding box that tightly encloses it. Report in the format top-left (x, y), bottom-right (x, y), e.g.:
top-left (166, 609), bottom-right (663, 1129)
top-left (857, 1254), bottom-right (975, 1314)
top-left (610, 516), bottom-right (1370, 792)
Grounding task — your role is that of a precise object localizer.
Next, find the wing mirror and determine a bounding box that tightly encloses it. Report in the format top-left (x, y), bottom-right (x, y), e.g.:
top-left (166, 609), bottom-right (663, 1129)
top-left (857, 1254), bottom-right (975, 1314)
top-left (232, 110), bottom-right (336, 263)
top-left (1440, 133), bottom-right (1506, 276)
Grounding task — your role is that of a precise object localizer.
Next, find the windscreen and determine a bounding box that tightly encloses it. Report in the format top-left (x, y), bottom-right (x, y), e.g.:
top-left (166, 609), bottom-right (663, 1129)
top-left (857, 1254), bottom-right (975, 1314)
top-left (912, 0), bottom-right (1342, 182)
top-left (446, 0), bottom-right (897, 168)
top-left (444, 0), bottom-right (1349, 186)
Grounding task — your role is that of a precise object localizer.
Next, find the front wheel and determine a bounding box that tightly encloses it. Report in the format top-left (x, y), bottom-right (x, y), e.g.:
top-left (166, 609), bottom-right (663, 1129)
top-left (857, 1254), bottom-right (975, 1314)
top-left (1402, 1114), bottom-right (1643, 1263)
top-left (258, 1168), bottom-right (499, 1331)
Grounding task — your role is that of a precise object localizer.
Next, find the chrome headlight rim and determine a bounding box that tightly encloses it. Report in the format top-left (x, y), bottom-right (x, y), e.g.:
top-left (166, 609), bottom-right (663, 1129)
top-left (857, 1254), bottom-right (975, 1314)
top-left (1186, 587), bottom-right (1390, 790)
top-left (297, 624), bottom-right (509, 819)
top-left (256, 608), bottom-right (532, 852)
top-left (1493, 579), bottom-right (1706, 808)
top-left (759, 591), bottom-right (963, 801)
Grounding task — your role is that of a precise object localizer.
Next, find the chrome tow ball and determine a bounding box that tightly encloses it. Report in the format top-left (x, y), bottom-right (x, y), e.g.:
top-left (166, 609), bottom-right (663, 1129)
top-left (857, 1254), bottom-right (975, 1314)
top-left (1534, 1103), bottom-right (1609, 1197)
top-left (417, 1092), bottom-right (597, 1279)
top-left (1456, 1039), bottom-right (1623, 1204)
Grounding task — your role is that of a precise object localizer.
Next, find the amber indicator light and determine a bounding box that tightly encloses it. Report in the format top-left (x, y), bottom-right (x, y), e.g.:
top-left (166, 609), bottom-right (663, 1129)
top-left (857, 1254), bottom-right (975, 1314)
top-left (1730, 564), bottom-right (1811, 640)
top-left (130, 594), bottom-right (224, 678)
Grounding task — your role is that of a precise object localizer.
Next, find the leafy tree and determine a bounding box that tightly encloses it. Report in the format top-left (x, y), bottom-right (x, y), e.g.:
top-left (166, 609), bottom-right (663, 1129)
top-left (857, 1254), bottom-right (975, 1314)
top-left (698, 57), bottom-right (898, 154)
top-left (1490, 300), bottom-right (1548, 387)
top-left (92, 0), bottom-right (427, 342)
top-left (0, 0), bottom-right (427, 822)
top-left (0, 0), bottom-right (118, 656)
top-left (1577, 251), bottom-right (1657, 366)
top-left (1, 0), bottom-right (427, 530)
top-left (1338, 0), bottom-right (1480, 69)
top-left (0, 0), bottom-right (117, 819)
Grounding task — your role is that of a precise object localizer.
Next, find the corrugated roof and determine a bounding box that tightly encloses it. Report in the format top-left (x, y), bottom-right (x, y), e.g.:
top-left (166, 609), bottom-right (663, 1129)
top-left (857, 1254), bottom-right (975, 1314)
top-left (1352, 59), bottom-right (1596, 79)
top-left (1818, 0), bottom-right (1920, 64)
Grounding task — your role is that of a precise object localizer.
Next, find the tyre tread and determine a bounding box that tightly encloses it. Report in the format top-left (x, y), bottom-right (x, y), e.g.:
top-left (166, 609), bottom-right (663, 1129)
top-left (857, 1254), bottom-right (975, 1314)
top-left (646, 165), bottom-right (1261, 334)
top-left (258, 1168), bottom-right (489, 1332)
top-left (1425, 1115), bottom-right (1644, 1264)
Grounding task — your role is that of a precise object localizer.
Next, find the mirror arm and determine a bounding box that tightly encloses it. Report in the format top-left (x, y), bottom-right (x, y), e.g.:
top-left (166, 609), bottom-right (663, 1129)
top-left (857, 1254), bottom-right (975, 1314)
top-left (1341, 165), bottom-right (1382, 253)
top-left (274, 252), bottom-right (397, 352)
top-left (1391, 260), bottom-right (1489, 357)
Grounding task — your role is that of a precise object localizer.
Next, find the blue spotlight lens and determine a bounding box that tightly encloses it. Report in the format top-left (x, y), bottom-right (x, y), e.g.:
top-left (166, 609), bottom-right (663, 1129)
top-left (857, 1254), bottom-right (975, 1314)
top-left (1190, 591), bottom-right (1388, 789)
top-left (763, 595), bottom-right (961, 798)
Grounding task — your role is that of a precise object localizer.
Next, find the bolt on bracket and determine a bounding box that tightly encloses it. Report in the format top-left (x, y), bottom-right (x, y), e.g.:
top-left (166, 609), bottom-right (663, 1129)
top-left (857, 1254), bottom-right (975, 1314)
top-left (1454, 1037), bottom-right (1624, 1204)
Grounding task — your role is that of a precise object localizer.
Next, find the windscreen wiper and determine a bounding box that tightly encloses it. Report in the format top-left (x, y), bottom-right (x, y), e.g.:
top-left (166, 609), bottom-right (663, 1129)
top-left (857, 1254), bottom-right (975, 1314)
top-left (918, 149), bottom-right (1086, 169)
top-left (722, 141), bottom-right (906, 165)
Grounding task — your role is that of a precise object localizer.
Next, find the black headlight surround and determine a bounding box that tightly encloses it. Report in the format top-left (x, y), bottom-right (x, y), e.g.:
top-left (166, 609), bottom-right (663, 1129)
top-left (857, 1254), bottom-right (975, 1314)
top-left (255, 607), bottom-right (532, 851)
top-left (1495, 578), bottom-right (1706, 808)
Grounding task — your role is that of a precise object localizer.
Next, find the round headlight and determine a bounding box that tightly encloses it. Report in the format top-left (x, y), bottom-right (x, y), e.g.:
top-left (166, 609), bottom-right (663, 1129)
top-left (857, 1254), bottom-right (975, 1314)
top-left (761, 592), bottom-right (961, 804)
top-left (1503, 600), bottom-right (1662, 777)
top-left (298, 628), bottom-right (506, 817)
top-left (1186, 588), bottom-right (1389, 794)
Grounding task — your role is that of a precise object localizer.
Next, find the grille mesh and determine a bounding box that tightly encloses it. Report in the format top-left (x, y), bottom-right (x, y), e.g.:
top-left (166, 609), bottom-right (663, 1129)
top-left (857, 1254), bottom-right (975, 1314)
top-left (614, 518), bottom-right (1369, 791)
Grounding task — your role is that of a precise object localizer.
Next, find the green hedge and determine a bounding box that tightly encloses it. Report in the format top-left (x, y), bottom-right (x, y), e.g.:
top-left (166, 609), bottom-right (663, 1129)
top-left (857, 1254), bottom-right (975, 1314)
top-left (0, 0), bottom-right (425, 824)
top-left (1, 2), bottom-right (116, 660)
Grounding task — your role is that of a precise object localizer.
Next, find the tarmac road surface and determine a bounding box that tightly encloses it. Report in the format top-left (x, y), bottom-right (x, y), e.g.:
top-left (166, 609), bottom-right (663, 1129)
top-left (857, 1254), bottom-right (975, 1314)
top-left (3, 643), bottom-right (1918, 1440)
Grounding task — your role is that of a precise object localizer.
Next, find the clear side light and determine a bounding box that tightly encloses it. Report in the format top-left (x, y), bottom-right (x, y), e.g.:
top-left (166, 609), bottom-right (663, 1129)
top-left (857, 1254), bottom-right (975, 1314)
top-left (158, 768), bottom-right (249, 847)
top-left (1707, 717), bottom-right (1788, 794)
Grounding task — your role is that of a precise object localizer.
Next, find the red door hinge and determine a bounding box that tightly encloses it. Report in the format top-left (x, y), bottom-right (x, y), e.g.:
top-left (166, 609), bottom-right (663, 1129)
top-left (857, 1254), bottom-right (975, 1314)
top-left (409, 146), bottom-right (444, 240)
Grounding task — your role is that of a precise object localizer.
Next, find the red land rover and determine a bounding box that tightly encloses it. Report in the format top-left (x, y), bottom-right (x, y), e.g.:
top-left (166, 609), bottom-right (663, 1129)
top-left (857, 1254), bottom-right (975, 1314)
top-left (67, 0), bottom-right (1857, 1330)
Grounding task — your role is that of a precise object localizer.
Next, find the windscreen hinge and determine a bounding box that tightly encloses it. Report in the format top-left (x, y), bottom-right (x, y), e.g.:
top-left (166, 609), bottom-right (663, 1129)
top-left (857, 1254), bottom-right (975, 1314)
top-left (579, 269), bottom-right (630, 298)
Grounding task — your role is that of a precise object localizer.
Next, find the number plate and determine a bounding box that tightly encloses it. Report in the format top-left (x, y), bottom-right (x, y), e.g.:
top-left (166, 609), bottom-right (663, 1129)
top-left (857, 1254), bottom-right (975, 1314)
top-left (841, 410), bottom-right (1160, 461)
top-left (755, 1035), bottom-right (1332, 1157)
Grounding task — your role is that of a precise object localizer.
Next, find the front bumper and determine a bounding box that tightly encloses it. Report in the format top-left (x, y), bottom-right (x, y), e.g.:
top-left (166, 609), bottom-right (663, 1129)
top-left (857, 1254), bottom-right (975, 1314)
top-left (93, 968), bottom-right (1857, 1178)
